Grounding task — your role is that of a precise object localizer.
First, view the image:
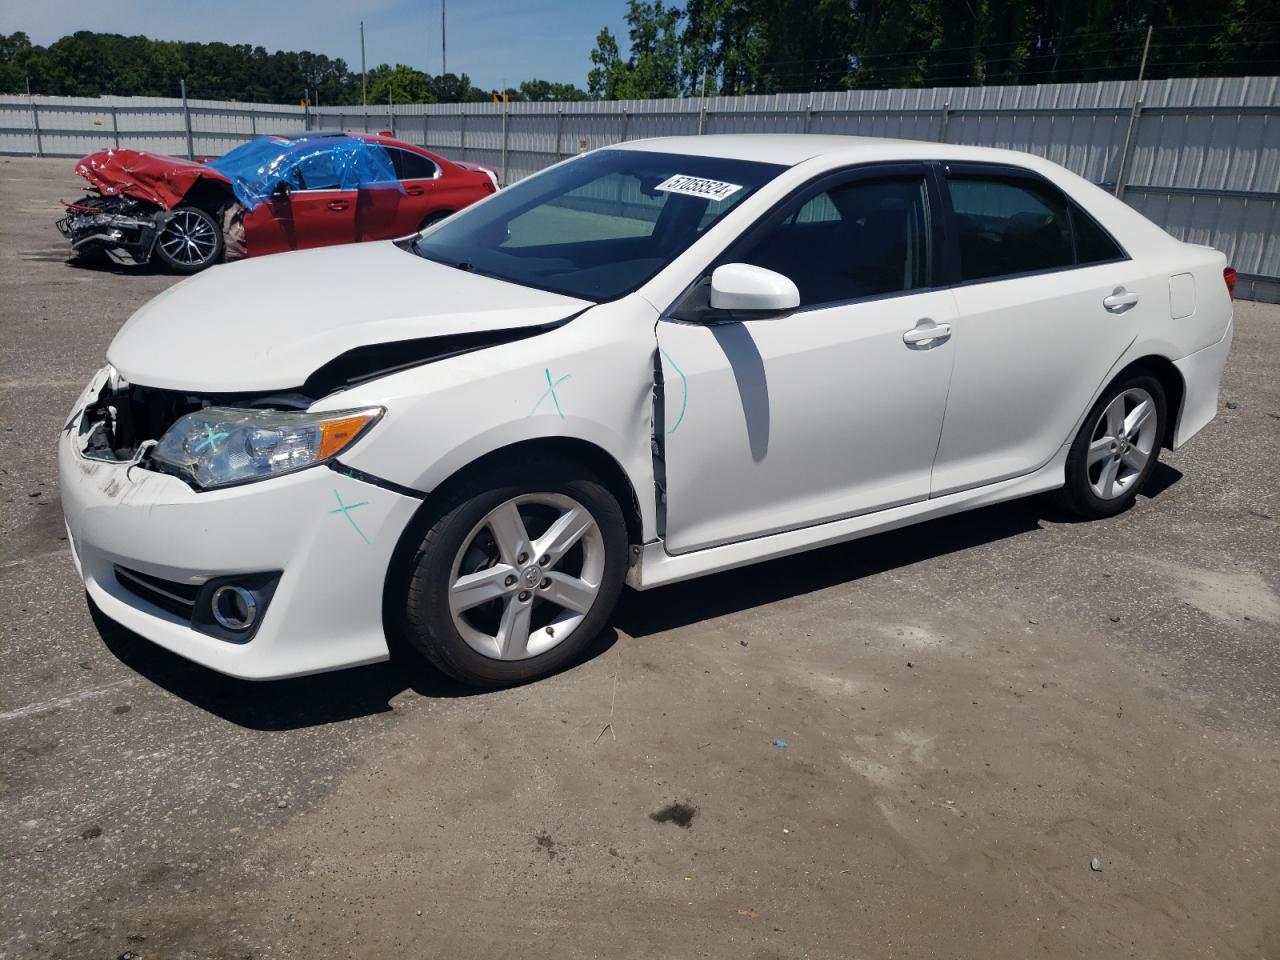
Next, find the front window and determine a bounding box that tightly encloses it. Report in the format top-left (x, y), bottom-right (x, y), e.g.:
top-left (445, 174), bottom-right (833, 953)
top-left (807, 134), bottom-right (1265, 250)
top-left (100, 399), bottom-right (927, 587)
top-left (413, 150), bottom-right (785, 301)
top-left (734, 173), bottom-right (931, 307)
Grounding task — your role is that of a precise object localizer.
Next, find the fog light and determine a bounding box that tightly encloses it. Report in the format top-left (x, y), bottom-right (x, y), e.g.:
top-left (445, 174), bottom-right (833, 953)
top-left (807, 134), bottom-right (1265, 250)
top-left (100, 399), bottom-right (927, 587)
top-left (211, 584), bottom-right (258, 631)
top-left (190, 571), bottom-right (281, 643)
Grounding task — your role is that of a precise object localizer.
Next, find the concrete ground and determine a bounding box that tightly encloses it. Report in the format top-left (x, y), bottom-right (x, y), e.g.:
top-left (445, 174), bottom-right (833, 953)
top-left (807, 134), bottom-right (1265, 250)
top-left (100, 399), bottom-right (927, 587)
top-left (1, 155), bottom-right (1278, 960)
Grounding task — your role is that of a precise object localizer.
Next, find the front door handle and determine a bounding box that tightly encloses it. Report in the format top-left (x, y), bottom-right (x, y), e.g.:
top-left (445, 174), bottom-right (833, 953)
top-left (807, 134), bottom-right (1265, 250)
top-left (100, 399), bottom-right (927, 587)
top-left (1103, 288), bottom-right (1140, 312)
top-left (327, 199), bottom-right (350, 212)
top-left (903, 320), bottom-right (952, 346)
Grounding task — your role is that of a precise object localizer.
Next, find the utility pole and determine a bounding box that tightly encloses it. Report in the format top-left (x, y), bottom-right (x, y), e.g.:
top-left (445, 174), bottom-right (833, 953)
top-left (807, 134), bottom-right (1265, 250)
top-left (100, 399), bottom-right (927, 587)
top-left (1114, 24), bottom-right (1153, 200)
top-left (360, 20), bottom-right (367, 106)
top-left (442, 0), bottom-right (447, 75)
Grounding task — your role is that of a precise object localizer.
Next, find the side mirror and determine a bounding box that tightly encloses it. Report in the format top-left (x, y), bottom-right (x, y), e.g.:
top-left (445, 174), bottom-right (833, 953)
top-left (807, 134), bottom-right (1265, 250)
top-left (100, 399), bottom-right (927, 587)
top-left (709, 263), bottom-right (800, 315)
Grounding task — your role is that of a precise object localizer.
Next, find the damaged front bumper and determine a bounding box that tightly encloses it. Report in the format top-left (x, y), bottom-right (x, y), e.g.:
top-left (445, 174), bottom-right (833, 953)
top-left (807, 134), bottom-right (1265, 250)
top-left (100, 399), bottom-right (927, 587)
top-left (56, 197), bottom-right (161, 265)
top-left (59, 366), bottom-right (422, 679)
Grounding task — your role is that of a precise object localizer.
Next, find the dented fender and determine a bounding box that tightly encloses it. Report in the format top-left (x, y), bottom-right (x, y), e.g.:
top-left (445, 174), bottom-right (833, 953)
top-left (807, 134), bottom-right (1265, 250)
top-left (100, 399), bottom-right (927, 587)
top-left (318, 296), bottom-right (663, 541)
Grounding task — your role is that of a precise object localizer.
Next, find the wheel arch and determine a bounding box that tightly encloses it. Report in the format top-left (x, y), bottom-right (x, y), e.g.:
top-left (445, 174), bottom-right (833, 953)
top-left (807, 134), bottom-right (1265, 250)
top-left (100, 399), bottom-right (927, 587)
top-left (178, 177), bottom-right (236, 217)
top-left (1116, 354), bottom-right (1185, 449)
top-left (380, 436), bottom-right (645, 649)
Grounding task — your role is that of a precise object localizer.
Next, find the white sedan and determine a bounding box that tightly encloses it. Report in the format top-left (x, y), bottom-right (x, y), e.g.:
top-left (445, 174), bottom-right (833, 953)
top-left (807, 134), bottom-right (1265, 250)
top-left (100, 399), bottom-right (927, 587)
top-left (59, 135), bottom-right (1234, 687)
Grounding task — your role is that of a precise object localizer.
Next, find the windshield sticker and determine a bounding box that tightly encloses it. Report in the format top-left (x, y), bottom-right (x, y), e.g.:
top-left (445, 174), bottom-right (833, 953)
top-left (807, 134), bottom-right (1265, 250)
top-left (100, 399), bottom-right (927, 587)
top-left (655, 175), bottom-right (743, 202)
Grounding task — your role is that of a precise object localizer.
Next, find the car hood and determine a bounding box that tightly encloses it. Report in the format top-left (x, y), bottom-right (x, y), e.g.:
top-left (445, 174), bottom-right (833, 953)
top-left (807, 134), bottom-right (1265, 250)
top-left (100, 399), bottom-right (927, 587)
top-left (76, 148), bottom-right (230, 209)
top-left (107, 241), bottom-right (593, 393)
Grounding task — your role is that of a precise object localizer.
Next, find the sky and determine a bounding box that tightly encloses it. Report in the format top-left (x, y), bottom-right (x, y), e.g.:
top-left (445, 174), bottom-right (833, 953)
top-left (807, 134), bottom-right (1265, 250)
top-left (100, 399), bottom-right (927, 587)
top-left (8, 0), bottom-right (632, 90)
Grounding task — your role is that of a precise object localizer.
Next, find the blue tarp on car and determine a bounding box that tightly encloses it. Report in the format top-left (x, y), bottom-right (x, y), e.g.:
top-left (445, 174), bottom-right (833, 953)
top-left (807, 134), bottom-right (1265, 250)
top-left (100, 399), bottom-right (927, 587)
top-left (208, 134), bottom-right (402, 210)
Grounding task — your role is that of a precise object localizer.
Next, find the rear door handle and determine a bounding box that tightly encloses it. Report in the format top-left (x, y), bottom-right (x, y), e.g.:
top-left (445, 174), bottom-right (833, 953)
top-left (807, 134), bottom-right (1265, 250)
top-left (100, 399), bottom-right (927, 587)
top-left (1103, 288), bottom-right (1140, 312)
top-left (327, 200), bottom-right (349, 211)
top-left (405, 186), bottom-right (425, 196)
top-left (903, 321), bottom-right (952, 345)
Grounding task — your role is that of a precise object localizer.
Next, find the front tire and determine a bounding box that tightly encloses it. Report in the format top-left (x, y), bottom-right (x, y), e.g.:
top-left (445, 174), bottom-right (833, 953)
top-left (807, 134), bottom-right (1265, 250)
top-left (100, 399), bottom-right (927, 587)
top-left (402, 458), bottom-right (628, 688)
top-left (153, 205), bottom-right (224, 273)
top-left (1058, 371), bottom-right (1167, 519)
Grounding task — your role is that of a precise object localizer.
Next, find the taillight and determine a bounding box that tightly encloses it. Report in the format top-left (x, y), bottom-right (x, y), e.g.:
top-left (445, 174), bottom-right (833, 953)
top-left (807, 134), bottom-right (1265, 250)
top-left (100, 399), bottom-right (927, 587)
top-left (1223, 266), bottom-right (1237, 300)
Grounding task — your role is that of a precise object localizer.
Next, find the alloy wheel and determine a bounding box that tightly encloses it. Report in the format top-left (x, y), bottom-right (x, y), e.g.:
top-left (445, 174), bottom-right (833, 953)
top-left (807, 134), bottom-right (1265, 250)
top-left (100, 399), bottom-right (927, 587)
top-left (1087, 387), bottom-right (1158, 500)
top-left (157, 209), bottom-right (219, 267)
top-left (447, 493), bottom-right (605, 660)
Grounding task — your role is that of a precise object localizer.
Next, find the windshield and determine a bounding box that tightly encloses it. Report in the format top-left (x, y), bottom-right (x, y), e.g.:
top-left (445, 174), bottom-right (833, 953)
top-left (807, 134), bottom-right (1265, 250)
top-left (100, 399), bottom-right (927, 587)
top-left (413, 149), bottom-right (786, 301)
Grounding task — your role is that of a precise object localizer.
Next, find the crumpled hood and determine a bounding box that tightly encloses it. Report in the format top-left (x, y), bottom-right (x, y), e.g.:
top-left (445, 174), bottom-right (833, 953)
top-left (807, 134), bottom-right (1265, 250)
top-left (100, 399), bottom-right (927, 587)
top-left (76, 148), bottom-right (230, 209)
top-left (107, 241), bottom-right (591, 393)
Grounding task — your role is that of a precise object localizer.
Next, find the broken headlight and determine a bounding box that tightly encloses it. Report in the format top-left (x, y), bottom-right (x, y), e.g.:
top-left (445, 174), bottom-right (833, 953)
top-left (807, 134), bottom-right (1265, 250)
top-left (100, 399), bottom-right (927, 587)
top-left (151, 406), bottom-right (383, 489)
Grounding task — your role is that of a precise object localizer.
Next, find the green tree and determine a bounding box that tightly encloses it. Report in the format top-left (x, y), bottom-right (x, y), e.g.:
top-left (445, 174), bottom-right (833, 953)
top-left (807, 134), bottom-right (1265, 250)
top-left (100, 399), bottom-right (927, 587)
top-left (588, 27), bottom-right (628, 97)
top-left (519, 78), bottom-right (588, 100)
top-left (366, 63), bottom-right (437, 104)
top-left (589, 1), bottom-right (684, 99)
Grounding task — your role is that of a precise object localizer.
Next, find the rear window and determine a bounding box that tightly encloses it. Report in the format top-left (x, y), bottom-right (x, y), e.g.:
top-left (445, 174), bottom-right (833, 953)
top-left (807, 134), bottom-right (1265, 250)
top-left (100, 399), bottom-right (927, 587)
top-left (948, 173), bottom-right (1125, 281)
top-left (391, 148), bottom-right (439, 181)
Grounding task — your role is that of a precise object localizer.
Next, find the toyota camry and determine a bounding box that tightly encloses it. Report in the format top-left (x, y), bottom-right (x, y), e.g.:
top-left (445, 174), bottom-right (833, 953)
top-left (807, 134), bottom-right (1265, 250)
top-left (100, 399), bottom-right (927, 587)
top-left (59, 134), bottom-right (1234, 687)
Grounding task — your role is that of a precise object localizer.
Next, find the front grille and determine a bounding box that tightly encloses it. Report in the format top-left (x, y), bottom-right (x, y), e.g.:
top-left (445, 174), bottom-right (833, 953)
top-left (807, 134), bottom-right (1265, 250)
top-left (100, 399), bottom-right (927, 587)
top-left (114, 565), bottom-right (201, 620)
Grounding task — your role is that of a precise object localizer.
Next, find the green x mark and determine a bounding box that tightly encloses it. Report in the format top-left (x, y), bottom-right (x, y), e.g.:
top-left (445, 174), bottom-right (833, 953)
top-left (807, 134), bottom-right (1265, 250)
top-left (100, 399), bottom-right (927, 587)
top-left (193, 423), bottom-right (229, 453)
top-left (530, 367), bottom-right (572, 419)
top-left (328, 489), bottom-right (371, 544)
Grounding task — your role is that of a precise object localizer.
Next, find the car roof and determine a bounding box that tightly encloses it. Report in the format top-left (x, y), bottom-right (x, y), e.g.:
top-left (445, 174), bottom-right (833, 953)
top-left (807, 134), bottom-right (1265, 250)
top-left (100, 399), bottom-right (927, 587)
top-left (278, 130), bottom-right (428, 151)
top-left (612, 133), bottom-right (1052, 170)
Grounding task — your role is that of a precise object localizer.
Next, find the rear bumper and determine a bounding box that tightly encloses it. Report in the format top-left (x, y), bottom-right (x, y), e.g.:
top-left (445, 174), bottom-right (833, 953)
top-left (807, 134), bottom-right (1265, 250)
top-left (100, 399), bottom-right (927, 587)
top-left (1172, 316), bottom-right (1233, 448)
top-left (59, 371), bottom-right (421, 679)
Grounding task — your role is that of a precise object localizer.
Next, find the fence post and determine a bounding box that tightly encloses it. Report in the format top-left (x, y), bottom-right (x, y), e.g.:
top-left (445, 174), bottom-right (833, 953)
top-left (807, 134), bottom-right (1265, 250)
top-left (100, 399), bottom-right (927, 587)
top-left (249, 106), bottom-right (257, 136)
top-left (459, 111), bottom-right (467, 159)
top-left (422, 112), bottom-right (429, 148)
top-left (804, 104), bottom-right (812, 134)
top-left (109, 104), bottom-right (120, 149)
top-left (622, 110), bottom-right (630, 141)
top-left (938, 100), bottom-right (951, 142)
top-left (1114, 97), bottom-right (1144, 201)
top-left (1115, 25), bottom-right (1153, 200)
top-left (30, 97), bottom-right (43, 157)
top-left (697, 105), bottom-right (706, 135)
top-left (180, 79), bottom-right (194, 159)
top-left (501, 110), bottom-right (510, 185)
top-left (555, 110), bottom-right (564, 158)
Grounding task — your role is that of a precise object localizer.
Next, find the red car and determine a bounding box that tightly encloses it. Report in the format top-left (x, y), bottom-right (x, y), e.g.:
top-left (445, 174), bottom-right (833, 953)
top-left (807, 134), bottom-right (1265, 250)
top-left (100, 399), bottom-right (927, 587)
top-left (57, 131), bottom-right (499, 272)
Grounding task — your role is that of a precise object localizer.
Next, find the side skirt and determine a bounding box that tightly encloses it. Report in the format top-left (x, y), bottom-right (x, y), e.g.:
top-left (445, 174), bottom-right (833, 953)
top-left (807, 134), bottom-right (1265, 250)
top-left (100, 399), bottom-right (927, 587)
top-left (626, 445), bottom-right (1068, 590)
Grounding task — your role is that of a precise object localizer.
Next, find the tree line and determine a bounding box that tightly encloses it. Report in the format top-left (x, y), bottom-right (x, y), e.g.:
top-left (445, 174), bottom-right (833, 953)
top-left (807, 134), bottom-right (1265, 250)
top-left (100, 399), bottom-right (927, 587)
top-left (590, 0), bottom-right (1280, 98)
top-left (3, 0), bottom-right (1277, 105)
top-left (0, 31), bottom-right (587, 103)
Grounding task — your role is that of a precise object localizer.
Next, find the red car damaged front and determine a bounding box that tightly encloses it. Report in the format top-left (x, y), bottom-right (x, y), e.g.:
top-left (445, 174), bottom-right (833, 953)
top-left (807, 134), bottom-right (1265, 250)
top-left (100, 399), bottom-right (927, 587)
top-left (55, 133), bottom-right (497, 274)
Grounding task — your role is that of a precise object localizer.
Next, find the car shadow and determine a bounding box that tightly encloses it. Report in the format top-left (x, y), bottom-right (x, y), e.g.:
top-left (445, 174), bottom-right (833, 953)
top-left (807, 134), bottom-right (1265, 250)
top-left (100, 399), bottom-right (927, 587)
top-left (91, 596), bottom-right (619, 731)
top-left (614, 467), bottom-right (1180, 637)
top-left (91, 467), bottom-right (1182, 730)
top-left (61, 255), bottom-right (162, 276)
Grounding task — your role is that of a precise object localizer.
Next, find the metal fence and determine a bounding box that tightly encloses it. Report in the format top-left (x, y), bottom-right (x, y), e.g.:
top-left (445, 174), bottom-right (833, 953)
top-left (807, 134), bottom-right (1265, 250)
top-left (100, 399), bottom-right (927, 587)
top-left (3, 76), bottom-right (1277, 301)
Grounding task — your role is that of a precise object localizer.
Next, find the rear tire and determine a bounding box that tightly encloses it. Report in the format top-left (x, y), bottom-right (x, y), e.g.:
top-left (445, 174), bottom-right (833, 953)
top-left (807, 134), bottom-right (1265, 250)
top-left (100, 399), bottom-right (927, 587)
top-left (402, 457), bottom-right (628, 688)
top-left (1057, 371), bottom-right (1167, 519)
top-left (418, 211), bottom-right (450, 232)
top-left (153, 205), bottom-right (224, 273)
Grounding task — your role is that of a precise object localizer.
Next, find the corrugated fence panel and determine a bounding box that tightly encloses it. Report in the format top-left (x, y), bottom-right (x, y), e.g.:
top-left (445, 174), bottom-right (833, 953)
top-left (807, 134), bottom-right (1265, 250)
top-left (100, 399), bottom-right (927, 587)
top-left (2, 77), bottom-right (1276, 299)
